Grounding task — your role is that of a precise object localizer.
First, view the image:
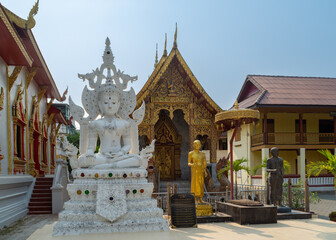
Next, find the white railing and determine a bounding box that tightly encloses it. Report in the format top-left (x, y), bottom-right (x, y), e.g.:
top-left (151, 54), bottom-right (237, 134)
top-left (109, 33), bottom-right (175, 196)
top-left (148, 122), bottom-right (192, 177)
top-left (251, 177), bottom-right (262, 185)
top-left (51, 158), bottom-right (71, 214)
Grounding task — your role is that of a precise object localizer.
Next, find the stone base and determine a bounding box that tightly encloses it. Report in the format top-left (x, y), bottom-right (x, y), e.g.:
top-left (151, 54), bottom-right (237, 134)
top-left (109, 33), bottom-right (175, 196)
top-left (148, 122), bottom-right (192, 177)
top-left (53, 168), bottom-right (169, 236)
top-left (277, 210), bottom-right (312, 220)
top-left (197, 212), bottom-right (232, 223)
top-left (216, 201), bottom-right (277, 225)
top-left (196, 203), bottom-right (213, 217)
top-left (277, 206), bottom-right (291, 213)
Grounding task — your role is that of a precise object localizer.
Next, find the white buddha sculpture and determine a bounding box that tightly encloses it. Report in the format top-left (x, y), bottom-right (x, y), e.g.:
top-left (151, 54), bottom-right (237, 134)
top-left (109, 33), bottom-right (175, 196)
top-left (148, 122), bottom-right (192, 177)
top-left (68, 38), bottom-right (152, 170)
top-left (77, 83), bottom-right (143, 169)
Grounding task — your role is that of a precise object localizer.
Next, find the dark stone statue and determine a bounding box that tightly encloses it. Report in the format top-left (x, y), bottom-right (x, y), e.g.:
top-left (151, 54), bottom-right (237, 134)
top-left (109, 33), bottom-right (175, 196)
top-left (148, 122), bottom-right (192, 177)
top-left (267, 147), bottom-right (284, 206)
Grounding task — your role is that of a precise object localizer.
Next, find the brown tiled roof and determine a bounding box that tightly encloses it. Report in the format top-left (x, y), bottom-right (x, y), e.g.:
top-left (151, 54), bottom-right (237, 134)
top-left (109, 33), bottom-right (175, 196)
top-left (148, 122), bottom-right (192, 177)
top-left (237, 75), bottom-right (336, 108)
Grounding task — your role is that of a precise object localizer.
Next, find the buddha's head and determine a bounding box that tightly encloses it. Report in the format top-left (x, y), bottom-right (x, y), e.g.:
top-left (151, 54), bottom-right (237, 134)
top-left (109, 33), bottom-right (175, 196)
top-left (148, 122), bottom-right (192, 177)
top-left (98, 85), bottom-right (121, 117)
top-left (193, 140), bottom-right (202, 151)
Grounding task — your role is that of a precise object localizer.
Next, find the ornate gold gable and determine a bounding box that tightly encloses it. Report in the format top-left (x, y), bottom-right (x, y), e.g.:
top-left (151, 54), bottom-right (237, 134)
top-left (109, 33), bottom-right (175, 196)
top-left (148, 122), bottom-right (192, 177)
top-left (137, 36), bottom-right (222, 165)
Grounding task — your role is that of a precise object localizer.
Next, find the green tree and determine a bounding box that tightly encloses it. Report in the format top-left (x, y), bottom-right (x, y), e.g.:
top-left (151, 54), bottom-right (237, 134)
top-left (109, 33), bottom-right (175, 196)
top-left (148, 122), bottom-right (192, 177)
top-left (67, 131), bottom-right (80, 149)
top-left (252, 157), bottom-right (291, 176)
top-left (307, 149), bottom-right (336, 195)
top-left (218, 158), bottom-right (250, 199)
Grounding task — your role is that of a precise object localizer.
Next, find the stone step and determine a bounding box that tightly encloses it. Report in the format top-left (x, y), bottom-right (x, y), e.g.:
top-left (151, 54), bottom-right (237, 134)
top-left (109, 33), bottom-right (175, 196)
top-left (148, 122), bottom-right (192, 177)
top-left (30, 196), bottom-right (52, 202)
top-left (33, 189), bottom-right (52, 194)
top-left (35, 181), bottom-right (53, 186)
top-left (34, 185), bottom-right (51, 190)
top-left (28, 210), bottom-right (52, 215)
top-left (28, 206), bottom-right (52, 212)
top-left (59, 208), bottom-right (163, 222)
top-left (53, 217), bottom-right (169, 236)
top-left (36, 177), bottom-right (53, 182)
top-left (29, 201), bottom-right (52, 207)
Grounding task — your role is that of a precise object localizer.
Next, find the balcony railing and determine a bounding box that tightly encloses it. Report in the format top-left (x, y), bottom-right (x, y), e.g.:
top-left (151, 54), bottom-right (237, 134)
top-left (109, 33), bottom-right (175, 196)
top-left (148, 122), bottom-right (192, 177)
top-left (251, 132), bottom-right (335, 147)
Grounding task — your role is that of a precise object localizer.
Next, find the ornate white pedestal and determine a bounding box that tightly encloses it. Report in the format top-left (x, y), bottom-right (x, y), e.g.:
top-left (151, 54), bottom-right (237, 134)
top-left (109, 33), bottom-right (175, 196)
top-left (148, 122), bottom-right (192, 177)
top-left (53, 168), bottom-right (168, 236)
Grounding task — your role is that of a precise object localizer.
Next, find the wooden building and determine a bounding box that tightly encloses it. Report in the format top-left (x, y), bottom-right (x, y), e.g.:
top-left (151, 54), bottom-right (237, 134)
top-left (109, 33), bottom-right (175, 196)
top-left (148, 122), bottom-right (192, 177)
top-left (229, 75), bottom-right (336, 190)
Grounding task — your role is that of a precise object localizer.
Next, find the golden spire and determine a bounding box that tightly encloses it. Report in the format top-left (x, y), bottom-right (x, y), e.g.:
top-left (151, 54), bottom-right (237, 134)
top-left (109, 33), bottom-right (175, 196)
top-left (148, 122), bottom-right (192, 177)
top-left (173, 23), bottom-right (177, 49)
top-left (154, 43), bottom-right (158, 68)
top-left (163, 33), bottom-right (167, 57)
top-left (234, 100), bottom-right (239, 109)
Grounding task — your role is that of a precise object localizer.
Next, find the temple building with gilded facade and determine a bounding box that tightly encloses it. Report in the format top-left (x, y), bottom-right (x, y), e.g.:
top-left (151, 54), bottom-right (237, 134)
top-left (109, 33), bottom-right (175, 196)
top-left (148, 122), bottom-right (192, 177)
top-left (0, 2), bottom-right (67, 229)
top-left (137, 28), bottom-right (227, 182)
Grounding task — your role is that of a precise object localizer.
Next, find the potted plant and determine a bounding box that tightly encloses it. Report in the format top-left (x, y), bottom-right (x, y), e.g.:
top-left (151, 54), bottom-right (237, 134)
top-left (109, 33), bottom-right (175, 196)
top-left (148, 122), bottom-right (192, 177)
top-left (329, 212), bottom-right (336, 222)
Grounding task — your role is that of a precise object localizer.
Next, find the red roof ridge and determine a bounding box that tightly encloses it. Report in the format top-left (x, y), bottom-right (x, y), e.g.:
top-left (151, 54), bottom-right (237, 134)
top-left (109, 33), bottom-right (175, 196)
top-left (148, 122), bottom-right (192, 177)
top-left (247, 74), bottom-right (336, 80)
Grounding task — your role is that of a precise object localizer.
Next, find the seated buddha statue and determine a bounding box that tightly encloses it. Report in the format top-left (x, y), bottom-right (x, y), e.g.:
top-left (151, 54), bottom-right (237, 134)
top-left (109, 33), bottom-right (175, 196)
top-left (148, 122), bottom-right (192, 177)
top-left (78, 84), bottom-right (143, 169)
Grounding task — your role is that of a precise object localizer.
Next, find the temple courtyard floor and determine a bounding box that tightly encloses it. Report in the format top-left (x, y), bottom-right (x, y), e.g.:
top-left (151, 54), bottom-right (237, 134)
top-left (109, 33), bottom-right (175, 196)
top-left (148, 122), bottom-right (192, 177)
top-left (1, 192), bottom-right (335, 240)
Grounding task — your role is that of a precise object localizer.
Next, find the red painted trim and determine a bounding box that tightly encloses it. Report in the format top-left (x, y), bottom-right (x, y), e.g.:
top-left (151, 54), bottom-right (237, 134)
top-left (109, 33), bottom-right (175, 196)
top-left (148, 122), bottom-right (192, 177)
top-left (252, 175), bottom-right (262, 179)
top-left (284, 174), bottom-right (300, 178)
top-left (309, 174), bottom-right (334, 178)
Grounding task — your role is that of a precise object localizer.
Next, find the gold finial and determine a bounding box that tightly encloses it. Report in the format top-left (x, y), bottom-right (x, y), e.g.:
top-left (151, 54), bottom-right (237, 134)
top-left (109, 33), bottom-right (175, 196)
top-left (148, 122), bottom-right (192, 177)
top-left (163, 33), bottom-right (167, 57)
top-left (234, 100), bottom-right (239, 109)
top-left (3, 0), bottom-right (39, 29)
top-left (173, 23), bottom-right (177, 49)
top-left (154, 43), bottom-right (158, 68)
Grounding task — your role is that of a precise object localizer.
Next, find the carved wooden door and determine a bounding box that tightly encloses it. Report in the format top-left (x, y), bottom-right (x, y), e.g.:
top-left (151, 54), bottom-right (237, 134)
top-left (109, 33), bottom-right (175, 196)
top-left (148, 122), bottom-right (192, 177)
top-left (154, 145), bottom-right (175, 180)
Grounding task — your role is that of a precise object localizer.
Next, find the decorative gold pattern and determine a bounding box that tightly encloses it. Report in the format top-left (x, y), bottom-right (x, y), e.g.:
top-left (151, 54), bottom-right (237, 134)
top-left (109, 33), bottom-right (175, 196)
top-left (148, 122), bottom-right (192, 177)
top-left (0, 87), bottom-right (4, 110)
top-left (8, 66), bottom-right (23, 91)
top-left (25, 67), bottom-right (37, 88)
top-left (136, 35), bottom-right (223, 165)
top-left (0, 87), bottom-right (4, 163)
top-left (2, 0), bottom-right (39, 29)
top-left (196, 203), bottom-right (213, 217)
top-left (215, 101), bottom-right (260, 126)
top-left (37, 87), bottom-right (47, 103)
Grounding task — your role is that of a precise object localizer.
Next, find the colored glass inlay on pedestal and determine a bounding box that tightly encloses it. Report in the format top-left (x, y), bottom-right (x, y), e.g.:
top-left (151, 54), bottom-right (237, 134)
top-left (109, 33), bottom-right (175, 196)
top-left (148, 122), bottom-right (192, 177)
top-left (123, 173), bottom-right (127, 178)
top-left (140, 189), bottom-right (144, 193)
top-left (132, 189), bottom-right (137, 194)
top-left (85, 190), bottom-right (90, 195)
top-left (136, 173), bottom-right (140, 177)
top-left (108, 173), bottom-right (113, 177)
top-left (95, 173), bottom-right (99, 178)
top-left (81, 173), bottom-right (85, 177)
top-left (125, 190), bottom-right (130, 194)
top-left (109, 197), bottom-right (114, 201)
top-left (77, 190), bottom-right (82, 195)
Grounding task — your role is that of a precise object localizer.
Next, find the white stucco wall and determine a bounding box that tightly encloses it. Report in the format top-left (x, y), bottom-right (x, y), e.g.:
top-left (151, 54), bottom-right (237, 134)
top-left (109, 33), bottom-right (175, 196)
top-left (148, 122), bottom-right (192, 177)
top-left (227, 123), bottom-right (252, 184)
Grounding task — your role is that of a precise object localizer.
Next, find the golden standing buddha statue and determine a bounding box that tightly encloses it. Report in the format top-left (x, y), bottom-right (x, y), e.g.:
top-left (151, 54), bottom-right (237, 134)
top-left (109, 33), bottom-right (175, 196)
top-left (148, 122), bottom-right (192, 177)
top-left (188, 140), bottom-right (213, 216)
top-left (188, 140), bottom-right (207, 203)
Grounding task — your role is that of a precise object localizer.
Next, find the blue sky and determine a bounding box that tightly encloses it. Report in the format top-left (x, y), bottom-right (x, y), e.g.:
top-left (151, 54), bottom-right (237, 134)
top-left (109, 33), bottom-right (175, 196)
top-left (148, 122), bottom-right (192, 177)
top-left (2, 0), bottom-right (336, 109)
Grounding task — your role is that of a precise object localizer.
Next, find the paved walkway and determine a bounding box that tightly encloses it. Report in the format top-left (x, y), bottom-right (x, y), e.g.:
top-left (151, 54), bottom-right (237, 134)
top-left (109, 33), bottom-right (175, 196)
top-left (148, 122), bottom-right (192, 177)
top-left (1, 192), bottom-right (335, 240)
top-left (29, 219), bottom-right (336, 240)
top-left (0, 215), bottom-right (58, 240)
top-left (310, 192), bottom-right (336, 219)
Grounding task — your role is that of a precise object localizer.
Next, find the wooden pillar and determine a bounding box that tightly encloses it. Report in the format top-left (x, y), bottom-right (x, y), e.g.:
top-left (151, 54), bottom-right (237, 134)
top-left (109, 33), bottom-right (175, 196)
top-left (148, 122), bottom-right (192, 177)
top-left (305, 179), bottom-right (310, 213)
top-left (299, 113), bottom-right (304, 144)
top-left (288, 178), bottom-right (292, 208)
top-left (333, 116), bottom-right (336, 144)
top-left (263, 113), bottom-right (268, 144)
